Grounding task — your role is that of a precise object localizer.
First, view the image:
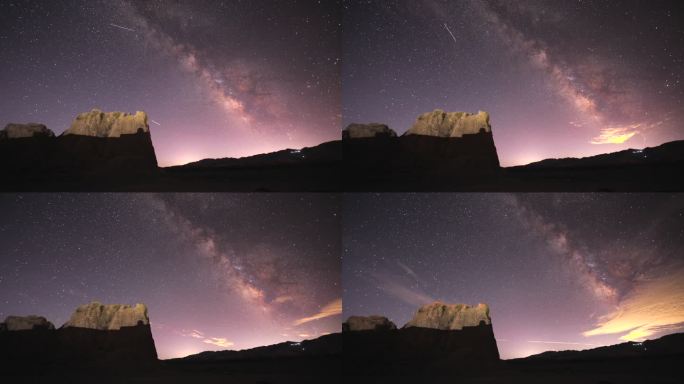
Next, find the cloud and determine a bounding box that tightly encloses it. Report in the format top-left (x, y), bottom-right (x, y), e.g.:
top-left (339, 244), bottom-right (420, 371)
top-left (583, 267), bottom-right (684, 341)
top-left (590, 125), bottom-right (640, 144)
top-left (202, 337), bottom-right (234, 348)
top-left (293, 298), bottom-right (342, 326)
top-left (396, 261), bottom-right (422, 284)
top-left (371, 271), bottom-right (435, 307)
top-left (180, 328), bottom-right (234, 348)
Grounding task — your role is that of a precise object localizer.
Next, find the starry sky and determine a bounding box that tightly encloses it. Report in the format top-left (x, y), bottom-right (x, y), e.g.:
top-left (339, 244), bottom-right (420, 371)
top-left (0, 194), bottom-right (341, 359)
top-left (343, 0), bottom-right (684, 166)
top-left (343, 193), bottom-right (684, 359)
top-left (0, 0), bottom-right (340, 166)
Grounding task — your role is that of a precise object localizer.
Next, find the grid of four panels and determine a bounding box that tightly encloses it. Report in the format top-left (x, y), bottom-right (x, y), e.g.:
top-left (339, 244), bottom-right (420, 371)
top-left (1, 1), bottom-right (683, 383)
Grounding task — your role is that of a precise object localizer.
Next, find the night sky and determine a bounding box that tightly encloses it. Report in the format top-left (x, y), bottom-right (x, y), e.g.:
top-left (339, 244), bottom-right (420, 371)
top-left (0, 0), bottom-right (340, 166)
top-left (343, 0), bottom-right (684, 166)
top-left (343, 194), bottom-right (684, 359)
top-left (0, 194), bottom-right (341, 359)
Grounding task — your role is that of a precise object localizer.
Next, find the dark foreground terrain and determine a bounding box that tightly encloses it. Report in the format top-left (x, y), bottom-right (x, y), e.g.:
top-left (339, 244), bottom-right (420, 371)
top-left (0, 331), bottom-right (341, 384)
top-left (343, 332), bottom-right (684, 384)
top-left (3, 135), bottom-right (683, 191)
top-left (1, 328), bottom-right (681, 382)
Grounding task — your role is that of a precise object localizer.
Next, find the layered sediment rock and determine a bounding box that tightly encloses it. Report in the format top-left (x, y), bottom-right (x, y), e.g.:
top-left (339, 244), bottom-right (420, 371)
top-left (0, 315), bottom-right (55, 331)
top-left (0, 302), bottom-right (158, 370)
top-left (404, 302), bottom-right (491, 330)
top-left (63, 109), bottom-right (149, 138)
top-left (343, 316), bottom-right (397, 331)
top-left (0, 109), bottom-right (158, 182)
top-left (0, 123), bottom-right (55, 139)
top-left (405, 110), bottom-right (491, 138)
top-left (62, 302), bottom-right (149, 330)
top-left (343, 301), bottom-right (500, 373)
top-left (342, 123), bottom-right (397, 139)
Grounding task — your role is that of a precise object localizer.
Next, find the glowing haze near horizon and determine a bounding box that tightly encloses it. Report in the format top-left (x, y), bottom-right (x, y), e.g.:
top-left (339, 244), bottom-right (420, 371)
top-left (343, 194), bottom-right (684, 359)
top-left (0, 1), bottom-right (340, 166)
top-left (0, 194), bottom-right (341, 359)
top-left (343, 0), bottom-right (684, 166)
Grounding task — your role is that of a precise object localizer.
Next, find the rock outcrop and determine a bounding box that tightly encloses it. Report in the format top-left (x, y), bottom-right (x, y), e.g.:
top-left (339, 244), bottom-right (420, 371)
top-left (0, 123), bottom-right (55, 139)
top-left (343, 316), bottom-right (397, 332)
top-left (63, 109), bottom-right (149, 138)
top-left (62, 302), bottom-right (149, 330)
top-left (0, 109), bottom-right (158, 185)
top-left (404, 302), bottom-right (491, 330)
top-left (405, 110), bottom-right (491, 138)
top-left (342, 123), bottom-right (397, 139)
top-left (0, 315), bottom-right (55, 331)
top-left (343, 302), bottom-right (499, 374)
top-left (0, 302), bottom-right (158, 371)
top-left (342, 109), bottom-right (500, 189)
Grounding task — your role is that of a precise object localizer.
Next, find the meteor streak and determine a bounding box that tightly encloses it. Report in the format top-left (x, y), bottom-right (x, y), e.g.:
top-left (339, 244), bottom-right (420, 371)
top-left (443, 23), bottom-right (457, 44)
top-left (109, 23), bottom-right (135, 32)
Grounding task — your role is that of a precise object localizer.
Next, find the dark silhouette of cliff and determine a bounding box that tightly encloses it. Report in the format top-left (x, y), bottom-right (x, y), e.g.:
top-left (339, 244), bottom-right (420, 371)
top-left (342, 131), bottom-right (501, 190)
top-left (0, 323), bottom-right (158, 373)
top-left (0, 130), bottom-right (158, 190)
top-left (1, 120), bottom-right (683, 191)
top-left (343, 324), bottom-right (500, 375)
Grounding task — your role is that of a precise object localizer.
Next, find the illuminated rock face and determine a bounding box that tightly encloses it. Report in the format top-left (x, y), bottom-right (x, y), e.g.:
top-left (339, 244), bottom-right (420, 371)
top-left (1, 316), bottom-right (55, 331)
top-left (343, 123), bottom-right (397, 139)
top-left (64, 109), bottom-right (149, 138)
top-left (0, 123), bottom-right (55, 139)
top-left (62, 302), bottom-right (150, 330)
top-left (404, 302), bottom-right (491, 330)
top-left (0, 302), bottom-right (158, 367)
top-left (405, 110), bottom-right (491, 138)
top-left (343, 316), bottom-right (397, 331)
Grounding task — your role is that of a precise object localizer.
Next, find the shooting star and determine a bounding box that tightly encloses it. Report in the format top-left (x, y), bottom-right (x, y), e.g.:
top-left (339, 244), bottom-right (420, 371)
top-left (109, 23), bottom-right (136, 32)
top-left (150, 119), bottom-right (161, 126)
top-left (443, 23), bottom-right (457, 44)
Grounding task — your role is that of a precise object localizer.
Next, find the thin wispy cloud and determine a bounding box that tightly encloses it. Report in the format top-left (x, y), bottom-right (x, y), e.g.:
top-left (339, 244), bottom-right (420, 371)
top-left (293, 298), bottom-right (342, 326)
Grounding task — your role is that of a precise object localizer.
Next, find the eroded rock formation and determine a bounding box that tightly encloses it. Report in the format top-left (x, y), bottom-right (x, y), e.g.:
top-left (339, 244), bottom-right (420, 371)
top-left (343, 315), bottom-right (397, 331)
top-left (0, 301), bottom-right (157, 370)
top-left (343, 301), bottom-right (500, 374)
top-left (62, 301), bottom-right (149, 330)
top-left (0, 123), bottom-right (55, 139)
top-left (404, 302), bottom-right (491, 330)
top-left (405, 110), bottom-right (491, 138)
top-left (342, 123), bottom-right (397, 139)
top-left (63, 109), bottom-right (149, 138)
top-left (1, 315), bottom-right (55, 331)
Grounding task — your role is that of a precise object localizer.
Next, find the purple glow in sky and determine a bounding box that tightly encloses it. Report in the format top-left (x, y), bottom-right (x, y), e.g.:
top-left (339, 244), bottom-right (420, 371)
top-left (342, 0), bottom-right (684, 166)
top-left (342, 194), bottom-right (684, 359)
top-left (0, 1), bottom-right (340, 166)
top-left (0, 194), bottom-right (341, 359)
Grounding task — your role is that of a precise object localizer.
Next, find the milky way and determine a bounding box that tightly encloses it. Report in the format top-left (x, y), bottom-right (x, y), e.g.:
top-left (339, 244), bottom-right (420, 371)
top-left (0, 194), bottom-right (341, 359)
top-left (342, 0), bottom-right (684, 165)
top-left (343, 193), bottom-right (684, 359)
top-left (0, 1), bottom-right (340, 166)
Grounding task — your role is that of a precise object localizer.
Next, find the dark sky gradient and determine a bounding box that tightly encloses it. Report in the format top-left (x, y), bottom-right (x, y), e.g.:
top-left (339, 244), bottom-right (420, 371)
top-left (343, 194), bottom-right (684, 359)
top-left (343, 0), bottom-right (684, 165)
top-left (0, 0), bottom-right (340, 166)
top-left (0, 194), bottom-right (341, 359)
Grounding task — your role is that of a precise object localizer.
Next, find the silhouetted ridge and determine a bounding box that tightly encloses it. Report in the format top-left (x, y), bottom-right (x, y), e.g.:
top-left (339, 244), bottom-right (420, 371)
top-left (0, 302), bottom-right (157, 373)
top-left (343, 302), bottom-right (500, 374)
